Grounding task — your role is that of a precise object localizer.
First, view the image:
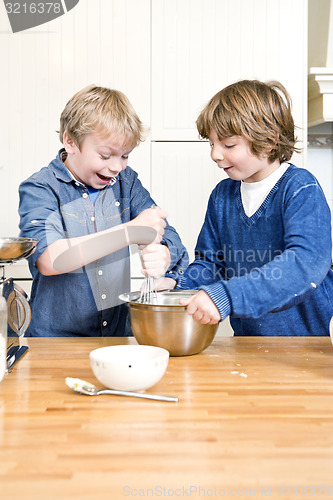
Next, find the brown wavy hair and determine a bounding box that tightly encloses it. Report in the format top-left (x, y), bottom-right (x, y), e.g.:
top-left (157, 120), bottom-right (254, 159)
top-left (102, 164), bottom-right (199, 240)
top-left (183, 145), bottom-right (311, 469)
top-left (196, 80), bottom-right (300, 163)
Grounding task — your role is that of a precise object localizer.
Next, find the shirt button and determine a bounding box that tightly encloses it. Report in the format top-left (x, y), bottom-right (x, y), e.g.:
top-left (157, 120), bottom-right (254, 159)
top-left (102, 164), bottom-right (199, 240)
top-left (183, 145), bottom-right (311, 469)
top-left (98, 270), bottom-right (103, 276)
top-left (101, 294), bottom-right (106, 300)
top-left (115, 201), bottom-right (120, 207)
top-left (179, 270), bottom-right (184, 274)
top-left (91, 216), bottom-right (95, 222)
top-left (82, 193), bottom-right (88, 198)
top-left (103, 321), bottom-right (107, 327)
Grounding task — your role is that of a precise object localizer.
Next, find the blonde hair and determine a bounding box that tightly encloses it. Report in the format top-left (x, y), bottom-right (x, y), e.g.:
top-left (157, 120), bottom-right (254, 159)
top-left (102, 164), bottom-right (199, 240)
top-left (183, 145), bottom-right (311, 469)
top-left (59, 85), bottom-right (145, 149)
top-left (196, 80), bottom-right (300, 163)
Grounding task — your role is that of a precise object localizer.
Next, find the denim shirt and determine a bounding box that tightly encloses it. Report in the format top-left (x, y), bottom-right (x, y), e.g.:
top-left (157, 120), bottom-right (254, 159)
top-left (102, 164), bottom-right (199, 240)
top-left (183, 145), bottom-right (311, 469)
top-left (19, 149), bottom-right (188, 337)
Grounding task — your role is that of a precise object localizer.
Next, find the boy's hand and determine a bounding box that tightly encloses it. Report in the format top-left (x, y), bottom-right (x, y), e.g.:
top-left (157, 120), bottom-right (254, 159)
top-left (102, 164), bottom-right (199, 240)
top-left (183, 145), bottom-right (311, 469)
top-left (127, 207), bottom-right (167, 244)
top-left (139, 243), bottom-right (171, 278)
top-left (179, 290), bottom-right (221, 324)
top-left (153, 277), bottom-right (177, 291)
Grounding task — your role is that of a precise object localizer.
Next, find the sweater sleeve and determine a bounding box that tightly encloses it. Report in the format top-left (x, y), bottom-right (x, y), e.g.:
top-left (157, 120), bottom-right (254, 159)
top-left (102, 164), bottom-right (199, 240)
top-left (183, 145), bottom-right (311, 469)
top-left (201, 177), bottom-right (332, 320)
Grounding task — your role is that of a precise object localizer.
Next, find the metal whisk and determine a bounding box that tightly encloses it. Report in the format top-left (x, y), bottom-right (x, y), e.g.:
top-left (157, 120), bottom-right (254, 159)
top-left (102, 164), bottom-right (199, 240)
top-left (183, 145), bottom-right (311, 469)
top-left (139, 275), bottom-right (158, 304)
top-left (139, 248), bottom-right (158, 303)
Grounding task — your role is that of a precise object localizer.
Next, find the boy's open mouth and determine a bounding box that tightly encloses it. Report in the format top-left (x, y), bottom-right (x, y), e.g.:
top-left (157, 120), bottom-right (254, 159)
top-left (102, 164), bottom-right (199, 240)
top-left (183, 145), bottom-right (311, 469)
top-left (97, 173), bottom-right (112, 182)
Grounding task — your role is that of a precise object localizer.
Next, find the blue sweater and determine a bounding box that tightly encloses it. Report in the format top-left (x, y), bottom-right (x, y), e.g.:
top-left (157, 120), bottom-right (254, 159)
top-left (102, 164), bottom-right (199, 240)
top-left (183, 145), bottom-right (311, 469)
top-left (178, 164), bottom-right (333, 336)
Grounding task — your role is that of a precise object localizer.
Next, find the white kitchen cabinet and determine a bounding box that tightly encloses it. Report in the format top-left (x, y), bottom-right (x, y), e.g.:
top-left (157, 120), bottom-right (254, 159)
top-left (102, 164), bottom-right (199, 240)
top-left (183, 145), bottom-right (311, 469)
top-left (151, 0), bottom-right (307, 145)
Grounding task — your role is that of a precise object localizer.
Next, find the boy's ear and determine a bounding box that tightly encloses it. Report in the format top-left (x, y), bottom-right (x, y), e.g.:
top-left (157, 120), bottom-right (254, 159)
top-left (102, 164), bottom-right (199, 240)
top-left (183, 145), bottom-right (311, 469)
top-left (63, 131), bottom-right (76, 154)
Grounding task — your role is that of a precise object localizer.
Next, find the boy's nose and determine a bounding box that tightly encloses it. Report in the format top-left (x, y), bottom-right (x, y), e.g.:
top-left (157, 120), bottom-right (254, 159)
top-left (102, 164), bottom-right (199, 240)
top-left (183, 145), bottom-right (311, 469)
top-left (108, 158), bottom-right (124, 173)
top-left (211, 147), bottom-right (224, 162)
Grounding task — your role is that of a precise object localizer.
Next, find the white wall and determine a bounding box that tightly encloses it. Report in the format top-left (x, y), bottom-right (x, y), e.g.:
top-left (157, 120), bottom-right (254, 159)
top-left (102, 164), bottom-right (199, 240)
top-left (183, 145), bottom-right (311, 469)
top-left (307, 122), bottom-right (333, 216)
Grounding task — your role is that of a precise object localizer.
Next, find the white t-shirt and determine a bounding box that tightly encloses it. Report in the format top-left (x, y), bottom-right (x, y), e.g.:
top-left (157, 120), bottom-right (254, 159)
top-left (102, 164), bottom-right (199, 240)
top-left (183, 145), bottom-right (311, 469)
top-left (240, 162), bottom-right (290, 217)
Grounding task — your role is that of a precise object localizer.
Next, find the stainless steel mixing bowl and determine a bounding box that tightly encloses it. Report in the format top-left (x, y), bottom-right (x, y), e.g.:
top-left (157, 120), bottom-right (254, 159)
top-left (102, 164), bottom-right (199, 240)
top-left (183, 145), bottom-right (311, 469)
top-left (119, 290), bottom-right (219, 356)
top-left (0, 237), bottom-right (37, 264)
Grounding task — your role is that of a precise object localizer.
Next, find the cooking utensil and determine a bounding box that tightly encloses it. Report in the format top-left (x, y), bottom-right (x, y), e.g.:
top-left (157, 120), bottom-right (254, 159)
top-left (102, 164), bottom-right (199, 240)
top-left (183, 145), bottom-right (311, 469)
top-left (119, 289), bottom-right (219, 356)
top-left (6, 285), bottom-right (31, 336)
top-left (139, 275), bottom-right (157, 303)
top-left (65, 377), bottom-right (178, 402)
top-left (138, 245), bottom-right (157, 304)
top-left (6, 345), bottom-right (28, 371)
top-left (0, 238), bottom-right (36, 340)
top-left (0, 237), bottom-right (37, 264)
top-left (137, 203), bottom-right (159, 304)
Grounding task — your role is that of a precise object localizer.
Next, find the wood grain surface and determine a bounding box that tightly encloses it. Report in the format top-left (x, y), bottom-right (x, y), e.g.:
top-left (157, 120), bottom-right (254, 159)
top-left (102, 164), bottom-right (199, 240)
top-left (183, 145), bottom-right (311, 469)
top-left (1, 337), bottom-right (333, 500)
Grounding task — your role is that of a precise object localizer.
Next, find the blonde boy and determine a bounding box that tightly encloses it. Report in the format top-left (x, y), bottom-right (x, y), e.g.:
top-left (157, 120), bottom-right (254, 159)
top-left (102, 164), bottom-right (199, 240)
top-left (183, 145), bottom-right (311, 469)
top-left (19, 85), bottom-right (188, 337)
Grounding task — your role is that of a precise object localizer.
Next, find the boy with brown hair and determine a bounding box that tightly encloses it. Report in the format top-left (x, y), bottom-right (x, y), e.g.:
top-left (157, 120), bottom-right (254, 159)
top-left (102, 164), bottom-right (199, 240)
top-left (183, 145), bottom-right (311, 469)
top-left (174, 80), bottom-right (333, 335)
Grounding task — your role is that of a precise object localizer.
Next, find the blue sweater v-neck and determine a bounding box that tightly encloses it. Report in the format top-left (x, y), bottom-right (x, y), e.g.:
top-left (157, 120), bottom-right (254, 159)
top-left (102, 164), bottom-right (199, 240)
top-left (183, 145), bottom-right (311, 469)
top-left (178, 164), bottom-right (333, 336)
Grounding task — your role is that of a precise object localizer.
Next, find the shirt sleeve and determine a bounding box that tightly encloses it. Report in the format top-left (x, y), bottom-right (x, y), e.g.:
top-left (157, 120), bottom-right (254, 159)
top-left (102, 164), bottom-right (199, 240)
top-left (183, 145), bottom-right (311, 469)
top-left (19, 174), bottom-right (65, 267)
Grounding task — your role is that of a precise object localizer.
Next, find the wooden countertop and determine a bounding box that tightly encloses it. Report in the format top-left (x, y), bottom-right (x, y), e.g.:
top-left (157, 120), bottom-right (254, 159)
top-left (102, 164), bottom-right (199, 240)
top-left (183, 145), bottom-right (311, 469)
top-left (1, 337), bottom-right (333, 500)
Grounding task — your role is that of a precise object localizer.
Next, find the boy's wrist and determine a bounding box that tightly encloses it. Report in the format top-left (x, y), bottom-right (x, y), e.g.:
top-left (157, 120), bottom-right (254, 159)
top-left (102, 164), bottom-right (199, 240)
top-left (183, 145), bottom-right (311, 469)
top-left (199, 282), bottom-right (231, 321)
top-left (123, 222), bottom-right (156, 246)
top-left (123, 224), bottom-right (130, 246)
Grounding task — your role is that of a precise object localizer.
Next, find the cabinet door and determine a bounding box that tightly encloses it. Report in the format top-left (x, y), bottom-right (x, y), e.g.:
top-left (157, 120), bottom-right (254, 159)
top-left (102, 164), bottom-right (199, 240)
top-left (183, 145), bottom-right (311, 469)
top-left (151, 141), bottom-right (227, 259)
top-left (151, 0), bottom-right (307, 148)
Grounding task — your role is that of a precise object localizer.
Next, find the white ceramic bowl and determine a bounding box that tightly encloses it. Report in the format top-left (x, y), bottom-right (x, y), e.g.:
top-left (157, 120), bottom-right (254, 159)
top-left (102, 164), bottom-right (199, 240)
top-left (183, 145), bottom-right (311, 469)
top-left (89, 344), bottom-right (169, 391)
